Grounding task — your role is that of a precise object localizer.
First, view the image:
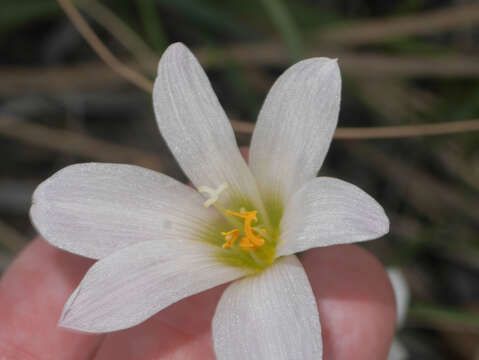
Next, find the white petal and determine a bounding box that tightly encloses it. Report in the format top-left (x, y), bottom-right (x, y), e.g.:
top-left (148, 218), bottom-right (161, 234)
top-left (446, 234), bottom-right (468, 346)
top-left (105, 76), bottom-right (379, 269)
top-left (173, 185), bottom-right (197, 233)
top-left (30, 163), bottom-right (222, 259)
top-left (387, 339), bottom-right (409, 360)
top-left (277, 177), bottom-right (389, 257)
top-left (213, 255), bottom-right (322, 360)
top-left (153, 43), bottom-right (263, 210)
top-left (387, 268), bottom-right (410, 328)
top-left (60, 239), bottom-right (246, 333)
top-left (249, 58), bottom-right (341, 211)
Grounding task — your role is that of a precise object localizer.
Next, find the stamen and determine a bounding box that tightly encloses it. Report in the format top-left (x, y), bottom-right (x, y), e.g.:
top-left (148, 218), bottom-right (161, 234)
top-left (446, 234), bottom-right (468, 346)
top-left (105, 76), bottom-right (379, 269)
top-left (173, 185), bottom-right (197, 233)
top-left (198, 183), bottom-right (228, 208)
top-left (240, 236), bottom-right (257, 249)
top-left (225, 210), bottom-right (265, 250)
top-left (221, 229), bottom-right (239, 248)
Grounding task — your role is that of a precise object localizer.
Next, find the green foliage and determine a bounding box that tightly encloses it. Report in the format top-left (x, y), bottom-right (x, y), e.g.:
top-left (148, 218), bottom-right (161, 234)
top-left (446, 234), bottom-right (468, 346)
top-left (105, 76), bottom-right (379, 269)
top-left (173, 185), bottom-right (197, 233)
top-left (0, 0), bottom-right (59, 34)
top-left (136, 0), bottom-right (167, 52)
top-left (259, 0), bottom-right (303, 60)
top-left (410, 302), bottom-right (479, 330)
top-left (157, 0), bottom-right (259, 41)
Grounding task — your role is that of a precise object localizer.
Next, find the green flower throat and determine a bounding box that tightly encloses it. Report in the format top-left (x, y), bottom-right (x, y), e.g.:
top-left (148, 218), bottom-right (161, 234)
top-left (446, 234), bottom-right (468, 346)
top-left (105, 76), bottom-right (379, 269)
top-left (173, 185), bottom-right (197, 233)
top-left (198, 184), bottom-right (282, 273)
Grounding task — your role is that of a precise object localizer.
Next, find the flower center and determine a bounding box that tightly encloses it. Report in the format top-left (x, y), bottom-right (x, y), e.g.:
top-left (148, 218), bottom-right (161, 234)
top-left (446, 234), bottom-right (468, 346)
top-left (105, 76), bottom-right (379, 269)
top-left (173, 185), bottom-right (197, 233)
top-left (198, 183), bottom-right (278, 271)
top-left (222, 209), bottom-right (265, 250)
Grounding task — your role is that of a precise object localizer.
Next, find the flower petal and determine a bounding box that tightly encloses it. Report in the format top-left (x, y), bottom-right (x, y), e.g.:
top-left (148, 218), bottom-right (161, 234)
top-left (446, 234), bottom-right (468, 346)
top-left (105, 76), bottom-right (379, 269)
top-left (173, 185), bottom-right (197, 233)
top-left (277, 177), bottom-right (389, 257)
top-left (60, 239), bottom-right (247, 333)
top-left (249, 58), bottom-right (341, 211)
top-left (387, 339), bottom-right (408, 360)
top-left (30, 163), bottom-right (223, 259)
top-left (212, 255), bottom-right (322, 360)
top-left (387, 268), bottom-right (410, 328)
top-left (153, 43), bottom-right (263, 210)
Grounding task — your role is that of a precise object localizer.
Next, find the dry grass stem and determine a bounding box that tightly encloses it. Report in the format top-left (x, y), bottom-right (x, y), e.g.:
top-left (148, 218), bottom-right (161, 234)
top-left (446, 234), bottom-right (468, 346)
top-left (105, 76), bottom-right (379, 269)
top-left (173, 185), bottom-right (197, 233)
top-left (0, 114), bottom-right (162, 171)
top-left (4, 52), bottom-right (479, 97)
top-left (338, 54), bottom-right (479, 78)
top-left (333, 119), bottom-right (479, 139)
top-left (55, 0), bottom-right (479, 140)
top-left (320, 2), bottom-right (479, 46)
top-left (78, 0), bottom-right (158, 74)
top-left (232, 118), bottom-right (479, 138)
top-left (57, 0), bottom-right (153, 92)
top-left (198, 44), bottom-right (479, 78)
top-left (0, 62), bottom-right (124, 95)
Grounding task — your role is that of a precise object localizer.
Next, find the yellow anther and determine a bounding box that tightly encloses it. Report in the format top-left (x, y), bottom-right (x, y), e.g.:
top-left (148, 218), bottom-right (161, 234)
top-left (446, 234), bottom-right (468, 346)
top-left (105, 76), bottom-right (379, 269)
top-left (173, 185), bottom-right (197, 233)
top-left (198, 183), bottom-right (228, 208)
top-left (225, 209), bottom-right (265, 250)
top-left (221, 229), bottom-right (239, 248)
top-left (239, 236), bottom-right (256, 250)
top-left (226, 209), bottom-right (257, 221)
top-left (240, 236), bottom-right (264, 250)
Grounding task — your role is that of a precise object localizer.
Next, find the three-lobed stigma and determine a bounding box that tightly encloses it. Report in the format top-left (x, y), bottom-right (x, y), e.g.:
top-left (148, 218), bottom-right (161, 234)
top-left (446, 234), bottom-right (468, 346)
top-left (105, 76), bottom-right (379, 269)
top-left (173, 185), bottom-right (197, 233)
top-left (198, 183), bottom-right (228, 208)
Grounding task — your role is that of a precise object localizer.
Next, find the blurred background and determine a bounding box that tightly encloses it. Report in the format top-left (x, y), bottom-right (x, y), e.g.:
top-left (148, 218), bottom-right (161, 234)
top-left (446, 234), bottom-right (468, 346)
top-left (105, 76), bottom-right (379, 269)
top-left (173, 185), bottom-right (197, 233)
top-left (1, 0), bottom-right (479, 359)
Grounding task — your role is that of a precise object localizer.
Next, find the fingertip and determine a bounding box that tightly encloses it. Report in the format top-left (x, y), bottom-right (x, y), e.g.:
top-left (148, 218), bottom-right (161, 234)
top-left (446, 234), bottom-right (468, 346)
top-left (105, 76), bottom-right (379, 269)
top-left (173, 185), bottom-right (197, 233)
top-left (0, 238), bottom-right (102, 359)
top-left (301, 245), bottom-right (396, 360)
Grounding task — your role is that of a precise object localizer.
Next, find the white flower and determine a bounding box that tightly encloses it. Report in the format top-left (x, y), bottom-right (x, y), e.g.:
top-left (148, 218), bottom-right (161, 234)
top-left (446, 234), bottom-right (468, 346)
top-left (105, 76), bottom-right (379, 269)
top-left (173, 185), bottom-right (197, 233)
top-left (388, 268), bottom-right (410, 329)
top-left (387, 268), bottom-right (410, 360)
top-left (30, 43), bottom-right (389, 359)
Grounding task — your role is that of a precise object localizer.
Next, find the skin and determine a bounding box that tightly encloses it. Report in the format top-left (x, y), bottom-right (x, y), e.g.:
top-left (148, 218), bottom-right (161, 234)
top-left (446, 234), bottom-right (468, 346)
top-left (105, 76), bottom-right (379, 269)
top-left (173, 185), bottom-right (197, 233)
top-left (0, 239), bottom-right (395, 360)
top-left (0, 149), bottom-right (396, 359)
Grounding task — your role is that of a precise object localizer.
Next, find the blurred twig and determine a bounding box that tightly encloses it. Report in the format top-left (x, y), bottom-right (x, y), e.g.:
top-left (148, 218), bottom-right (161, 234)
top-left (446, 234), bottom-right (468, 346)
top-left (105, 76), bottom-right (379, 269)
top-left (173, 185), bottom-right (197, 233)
top-left (333, 120), bottom-right (479, 139)
top-left (63, 0), bottom-right (479, 78)
top-left (56, 0), bottom-right (479, 139)
top-left (211, 43), bottom-right (479, 77)
top-left (0, 114), bottom-right (162, 170)
top-left (0, 219), bottom-right (28, 253)
top-left (61, 0), bottom-right (479, 80)
top-left (200, 44), bottom-right (479, 78)
top-left (56, 0), bottom-right (153, 92)
top-left (320, 2), bottom-right (479, 46)
top-left (4, 52), bottom-right (479, 96)
top-left (78, 0), bottom-right (158, 73)
top-left (230, 119), bottom-right (479, 138)
top-left (0, 62), bottom-right (124, 95)
top-left (338, 53), bottom-right (479, 78)
top-left (2, 64), bottom-right (479, 138)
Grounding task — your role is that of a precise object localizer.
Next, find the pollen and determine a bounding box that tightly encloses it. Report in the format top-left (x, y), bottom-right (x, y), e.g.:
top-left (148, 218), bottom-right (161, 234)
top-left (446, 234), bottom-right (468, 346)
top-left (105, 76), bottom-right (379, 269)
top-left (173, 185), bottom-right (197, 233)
top-left (222, 209), bottom-right (265, 250)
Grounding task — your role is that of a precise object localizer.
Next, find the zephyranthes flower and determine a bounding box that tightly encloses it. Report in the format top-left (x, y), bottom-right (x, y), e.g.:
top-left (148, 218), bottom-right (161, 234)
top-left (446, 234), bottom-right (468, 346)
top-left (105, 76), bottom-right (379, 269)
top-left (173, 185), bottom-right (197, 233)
top-left (387, 268), bottom-right (410, 360)
top-left (30, 43), bottom-right (389, 359)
